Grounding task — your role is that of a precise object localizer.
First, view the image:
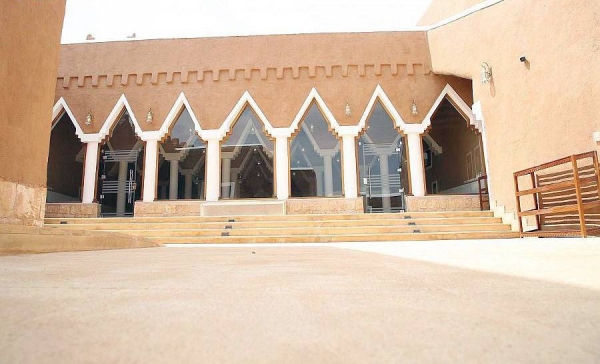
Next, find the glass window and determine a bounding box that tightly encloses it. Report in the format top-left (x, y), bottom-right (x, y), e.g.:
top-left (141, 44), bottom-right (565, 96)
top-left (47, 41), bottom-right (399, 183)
top-left (290, 103), bottom-right (342, 197)
top-left (221, 106), bottom-right (274, 199)
top-left (358, 101), bottom-right (409, 213)
top-left (157, 108), bottom-right (205, 200)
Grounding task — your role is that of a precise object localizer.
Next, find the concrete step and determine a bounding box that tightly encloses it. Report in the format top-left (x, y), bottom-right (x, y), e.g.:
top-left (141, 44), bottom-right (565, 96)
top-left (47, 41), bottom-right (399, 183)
top-left (44, 211), bottom-right (495, 225)
top-left (0, 224), bottom-right (159, 255)
top-left (149, 231), bottom-right (520, 244)
top-left (109, 223), bottom-right (511, 237)
top-left (46, 217), bottom-right (503, 230)
top-left (42, 210), bottom-right (516, 245)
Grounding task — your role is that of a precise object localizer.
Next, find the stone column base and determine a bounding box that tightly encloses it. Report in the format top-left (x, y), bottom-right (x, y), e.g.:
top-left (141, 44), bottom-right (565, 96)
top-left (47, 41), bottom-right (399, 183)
top-left (286, 197), bottom-right (363, 214)
top-left (134, 201), bottom-right (204, 217)
top-left (45, 203), bottom-right (100, 218)
top-left (405, 195), bottom-right (481, 212)
top-left (0, 179), bottom-right (46, 226)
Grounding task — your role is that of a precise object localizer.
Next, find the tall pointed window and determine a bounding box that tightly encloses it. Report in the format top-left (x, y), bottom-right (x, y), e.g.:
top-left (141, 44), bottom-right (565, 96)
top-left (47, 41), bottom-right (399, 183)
top-left (157, 108), bottom-right (206, 200)
top-left (221, 106), bottom-right (274, 199)
top-left (290, 103), bottom-right (342, 197)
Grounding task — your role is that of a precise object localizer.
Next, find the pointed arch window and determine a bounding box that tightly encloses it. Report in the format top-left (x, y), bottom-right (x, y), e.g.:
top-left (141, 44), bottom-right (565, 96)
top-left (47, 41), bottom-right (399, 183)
top-left (290, 103), bottom-right (342, 197)
top-left (157, 108), bottom-right (206, 200)
top-left (220, 105), bottom-right (274, 199)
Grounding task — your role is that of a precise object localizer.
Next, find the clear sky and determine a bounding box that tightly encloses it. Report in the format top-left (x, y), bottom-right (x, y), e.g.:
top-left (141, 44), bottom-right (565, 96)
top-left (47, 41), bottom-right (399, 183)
top-left (61, 0), bottom-right (433, 44)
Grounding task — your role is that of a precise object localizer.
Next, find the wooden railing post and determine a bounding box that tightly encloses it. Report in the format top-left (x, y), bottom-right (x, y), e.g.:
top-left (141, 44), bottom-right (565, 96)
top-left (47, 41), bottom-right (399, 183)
top-left (514, 173), bottom-right (523, 237)
top-left (530, 172), bottom-right (540, 230)
top-left (593, 152), bottom-right (600, 202)
top-left (571, 155), bottom-right (587, 238)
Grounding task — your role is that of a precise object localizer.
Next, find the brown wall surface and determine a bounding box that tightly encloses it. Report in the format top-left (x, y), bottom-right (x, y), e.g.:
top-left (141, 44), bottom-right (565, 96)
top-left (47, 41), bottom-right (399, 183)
top-left (54, 32), bottom-right (473, 133)
top-left (426, 0), bottom-right (600, 213)
top-left (0, 0), bottom-right (66, 186)
top-left (0, 0), bottom-right (66, 226)
top-left (418, 0), bottom-right (485, 26)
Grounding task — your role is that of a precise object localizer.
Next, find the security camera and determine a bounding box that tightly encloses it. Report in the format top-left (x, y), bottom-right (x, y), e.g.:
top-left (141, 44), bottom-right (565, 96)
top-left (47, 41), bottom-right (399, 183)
top-left (519, 56), bottom-right (527, 62)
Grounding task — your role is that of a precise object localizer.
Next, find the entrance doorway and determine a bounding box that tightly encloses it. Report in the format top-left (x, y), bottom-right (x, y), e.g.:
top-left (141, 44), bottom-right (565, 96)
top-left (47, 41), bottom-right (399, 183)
top-left (424, 98), bottom-right (486, 195)
top-left (98, 150), bottom-right (139, 217)
top-left (358, 101), bottom-right (410, 213)
top-left (97, 110), bottom-right (144, 217)
top-left (221, 106), bottom-right (274, 199)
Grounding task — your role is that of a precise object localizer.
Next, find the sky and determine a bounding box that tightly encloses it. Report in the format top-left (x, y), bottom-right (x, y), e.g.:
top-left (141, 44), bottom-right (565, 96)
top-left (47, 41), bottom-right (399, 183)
top-left (61, 0), bottom-right (433, 44)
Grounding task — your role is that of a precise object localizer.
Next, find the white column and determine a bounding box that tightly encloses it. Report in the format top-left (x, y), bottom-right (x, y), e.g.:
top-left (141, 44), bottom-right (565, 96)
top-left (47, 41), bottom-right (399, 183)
top-left (221, 156), bottom-right (232, 198)
top-left (169, 160), bottom-right (179, 200)
top-left (116, 161), bottom-right (128, 216)
top-left (184, 173), bottom-right (193, 199)
top-left (315, 168), bottom-right (324, 196)
top-left (275, 136), bottom-right (290, 200)
top-left (205, 138), bottom-right (221, 202)
top-left (379, 153), bottom-right (391, 212)
top-left (142, 138), bottom-right (158, 202)
top-left (341, 134), bottom-right (358, 199)
top-left (407, 131), bottom-right (426, 197)
top-left (82, 141), bottom-right (99, 204)
top-left (323, 155), bottom-right (333, 197)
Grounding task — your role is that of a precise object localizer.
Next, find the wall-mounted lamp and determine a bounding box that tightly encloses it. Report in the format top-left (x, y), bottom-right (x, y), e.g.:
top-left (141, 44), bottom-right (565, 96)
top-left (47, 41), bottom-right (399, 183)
top-left (146, 108), bottom-right (153, 123)
top-left (519, 56), bottom-right (527, 63)
top-left (411, 100), bottom-right (418, 116)
top-left (85, 111), bottom-right (94, 125)
top-left (481, 62), bottom-right (492, 84)
top-left (345, 101), bottom-right (352, 117)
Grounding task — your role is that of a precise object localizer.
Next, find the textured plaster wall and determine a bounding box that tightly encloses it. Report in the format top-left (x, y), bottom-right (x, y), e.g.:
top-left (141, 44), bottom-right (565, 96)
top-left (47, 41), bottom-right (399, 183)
top-left (0, 0), bottom-right (66, 225)
top-left (418, 0), bottom-right (486, 26)
top-left (426, 0), bottom-right (600, 214)
top-left (54, 32), bottom-right (473, 132)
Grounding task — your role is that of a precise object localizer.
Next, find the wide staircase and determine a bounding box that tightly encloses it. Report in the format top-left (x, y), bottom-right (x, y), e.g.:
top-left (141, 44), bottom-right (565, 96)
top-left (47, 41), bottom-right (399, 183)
top-left (44, 211), bottom-right (517, 244)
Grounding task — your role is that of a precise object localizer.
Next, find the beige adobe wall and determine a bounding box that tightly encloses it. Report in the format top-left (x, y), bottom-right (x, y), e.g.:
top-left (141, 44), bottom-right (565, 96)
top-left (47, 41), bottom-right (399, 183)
top-left (418, 0), bottom-right (486, 26)
top-left (54, 32), bottom-right (473, 133)
top-left (0, 1), bottom-right (66, 226)
top-left (426, 0), bottom-right (600, 215)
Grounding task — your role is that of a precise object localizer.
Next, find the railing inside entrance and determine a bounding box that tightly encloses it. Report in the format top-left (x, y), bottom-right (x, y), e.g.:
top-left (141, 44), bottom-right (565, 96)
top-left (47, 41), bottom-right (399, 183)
top-left (99, 149), bottom-right (140, 217)
top-left (360, 141), bottom-right (406, 213)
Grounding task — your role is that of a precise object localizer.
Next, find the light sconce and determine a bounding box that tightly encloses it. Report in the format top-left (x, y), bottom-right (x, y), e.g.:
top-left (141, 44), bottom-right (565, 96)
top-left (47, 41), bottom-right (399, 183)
top-left (345, 100), bottom-right (352, 117)
top-left (310, 123), bottom-right (314, 132)
top-left (481, 62), bottom-right (492, 84)
top-left (85, 111), bottom-right (94, 125)
top-left (146, 108), bottom-right (153, 123)
top-left (411, 100), bottom-right (418, 116)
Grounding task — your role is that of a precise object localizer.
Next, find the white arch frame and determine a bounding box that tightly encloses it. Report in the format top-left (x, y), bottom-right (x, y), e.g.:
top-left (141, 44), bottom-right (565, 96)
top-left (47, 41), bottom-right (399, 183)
top-left (51, 98), bottom-right (86, 141)
top-left (98, 94), bottom-right (144, 142)
top-left (156, 92), bottom-right (204, 141)
top-left (357, 85), bottom-right (410, 135)
top-left (208, 91), bottom-right (275, 141)
top-left (422, 84), bottom-right (481, 133)
top-left (289, 87), bottom-right (341, 136)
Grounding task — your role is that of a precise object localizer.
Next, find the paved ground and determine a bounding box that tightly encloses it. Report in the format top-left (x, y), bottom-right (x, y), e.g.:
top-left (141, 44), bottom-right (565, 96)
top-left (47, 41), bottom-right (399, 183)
top-left (1, 239), bottom-right (600, 363)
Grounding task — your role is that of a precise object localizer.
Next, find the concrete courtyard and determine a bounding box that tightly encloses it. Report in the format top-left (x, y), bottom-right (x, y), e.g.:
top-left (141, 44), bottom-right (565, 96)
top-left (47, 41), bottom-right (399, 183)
top-left (1, 238), bottom-right (599, 363)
